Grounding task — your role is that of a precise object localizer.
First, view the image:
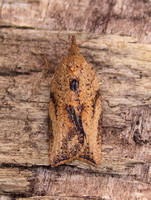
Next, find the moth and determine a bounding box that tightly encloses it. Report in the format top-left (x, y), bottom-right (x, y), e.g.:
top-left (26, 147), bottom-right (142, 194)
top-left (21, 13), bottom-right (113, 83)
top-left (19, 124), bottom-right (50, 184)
top-left (49, 35), bottom-right (102, 167)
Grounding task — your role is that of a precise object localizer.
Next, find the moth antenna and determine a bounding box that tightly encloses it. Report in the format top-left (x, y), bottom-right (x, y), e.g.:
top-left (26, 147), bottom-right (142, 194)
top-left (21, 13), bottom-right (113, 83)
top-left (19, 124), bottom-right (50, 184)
top-left (78, 35), bottom-right (101, 46)
top-left (57, 31), bottom-right (69, 44)
top-left (78, 32), bottom-right (120, 46)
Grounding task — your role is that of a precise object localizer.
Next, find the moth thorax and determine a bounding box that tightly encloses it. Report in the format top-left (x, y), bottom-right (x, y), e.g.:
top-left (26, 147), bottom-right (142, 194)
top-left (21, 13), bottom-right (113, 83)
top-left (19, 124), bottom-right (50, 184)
top-left (68, 45), bottom-right (80, 55)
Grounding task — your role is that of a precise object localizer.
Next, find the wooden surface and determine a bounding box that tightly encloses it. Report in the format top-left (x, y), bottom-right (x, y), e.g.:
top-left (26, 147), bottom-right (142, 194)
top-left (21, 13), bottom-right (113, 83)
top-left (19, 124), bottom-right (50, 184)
top-left (0, 1), bottom-right (151, 200)
top-left (0, 0), bottom-right (151, 43)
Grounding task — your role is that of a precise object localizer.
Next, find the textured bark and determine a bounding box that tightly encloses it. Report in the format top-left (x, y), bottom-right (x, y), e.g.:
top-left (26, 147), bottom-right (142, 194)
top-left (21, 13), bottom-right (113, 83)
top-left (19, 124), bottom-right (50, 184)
top-left (0, 28), bottom-right (151, 200)
top-left (0, 168), bottom-right (31, 194)
top-left (0, 0), bottom-right (151, 43)
top-left (0, 1), bottom-right (151, 200)
top-left (17, 197), bottom-right (101, 200)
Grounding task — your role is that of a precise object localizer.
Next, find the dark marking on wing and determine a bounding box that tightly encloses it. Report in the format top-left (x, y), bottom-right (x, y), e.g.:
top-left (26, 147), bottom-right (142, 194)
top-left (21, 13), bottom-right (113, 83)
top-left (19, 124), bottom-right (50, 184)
top-left (70, 78), bottom-right (79, 94)
top-left (97, 114), bottom-right (102, 145)
top-left (98, 114), bottom-right (102, 128)
top-left (62, 128), bottom-right (84, 149)
top-left (79, 143), bottom-right (97, 165)
top-left (66, 105), bottom-right (85, 137)
top-left (77, 104), bottom-right (84, 112)
top-left (53, 104), bottom-right (86, 165)
top-left (92, 90), bottom-right (101, 116)
top-left (50, 92), bottom-right (58, 117)
top-left (54, 127), bottom-right (84, 166)
top-left (80, 155), bottom-right (96, 165)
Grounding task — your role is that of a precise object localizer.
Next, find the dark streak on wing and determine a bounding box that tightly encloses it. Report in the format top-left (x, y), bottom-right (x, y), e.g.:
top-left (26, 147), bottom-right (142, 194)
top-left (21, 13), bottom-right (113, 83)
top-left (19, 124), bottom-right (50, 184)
top-left (80, 155), bottom-right (96, 165)
top-left (53, 105), bottom-right (86, 166)
top-left (97, 113), bottom-right (102, 130)
top-left (50, 92), bottom-right (58, 117)
top-left (66, 105), bottom-right (86, 137)
top-left (79, 143), bottom-right (97, 165)
top-left (54, 127), bottom-right (84, 166)
top-left (77, 104), bottom-right (84, 112)
top-left (70, 78), bottom-right (79, 94)
top-left (97, 113), bottom-right (102, 146)
top-left (92, 90), bottom-right (101, 116)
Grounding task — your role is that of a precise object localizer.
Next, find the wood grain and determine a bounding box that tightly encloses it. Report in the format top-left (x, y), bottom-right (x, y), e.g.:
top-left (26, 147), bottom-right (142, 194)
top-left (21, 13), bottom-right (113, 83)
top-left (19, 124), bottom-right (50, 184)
top-left (0, 0), bottom-right (151, 193)
top-left (0, 167), bottom-right (32, 194)
top-left (0, 0), bottom-right (151, 43)
top-left (0, 28), bottom-right (151, 199)
top-left (17, 196), bottom-right (103, 200)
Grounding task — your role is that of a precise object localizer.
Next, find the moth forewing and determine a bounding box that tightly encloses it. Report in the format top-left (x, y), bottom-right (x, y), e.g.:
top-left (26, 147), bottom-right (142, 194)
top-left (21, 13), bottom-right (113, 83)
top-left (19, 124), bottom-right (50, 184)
top-left (49, 35), bottom-right (102, 167)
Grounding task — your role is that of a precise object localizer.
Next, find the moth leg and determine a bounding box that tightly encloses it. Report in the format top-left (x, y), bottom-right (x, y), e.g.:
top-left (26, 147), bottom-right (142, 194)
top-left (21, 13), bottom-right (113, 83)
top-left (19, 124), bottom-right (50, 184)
top-left (79, 95), bottom-right (102, 166)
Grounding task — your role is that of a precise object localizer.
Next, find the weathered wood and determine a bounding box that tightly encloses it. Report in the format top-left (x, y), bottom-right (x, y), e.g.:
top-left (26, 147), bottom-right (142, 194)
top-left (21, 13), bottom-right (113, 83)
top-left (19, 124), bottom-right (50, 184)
top-left (17, 196), bottom-right (103, 200)
top-left (0, 167), bottom-right (32, 194)
top-left (30, 166), bottom-right (151, 199)
top-left (0, 2), bottom-right (151, 200)
top-left (0, 28), bottom-right (151, 165)
top-left (0, 196), bottom-right (12, 200)
top-left (0, 27), bottom-right (151, 199)
top-left (0, 166), bottom-right (151, 199)
top-left (17, 197), bottom-right (101, 200)
top-left (0, 0), bottom-right (151, 43)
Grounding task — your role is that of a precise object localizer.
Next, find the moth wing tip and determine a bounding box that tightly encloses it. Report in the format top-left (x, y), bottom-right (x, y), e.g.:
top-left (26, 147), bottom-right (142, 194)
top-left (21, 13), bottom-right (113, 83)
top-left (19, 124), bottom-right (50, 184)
top-left (78, 154), bottom-right (102, 167)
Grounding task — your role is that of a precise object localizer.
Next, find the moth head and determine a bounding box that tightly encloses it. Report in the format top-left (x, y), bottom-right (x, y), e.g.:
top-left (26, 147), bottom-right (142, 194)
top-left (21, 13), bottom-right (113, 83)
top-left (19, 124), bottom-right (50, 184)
top-left (68, 35), bottom-right (80, 55)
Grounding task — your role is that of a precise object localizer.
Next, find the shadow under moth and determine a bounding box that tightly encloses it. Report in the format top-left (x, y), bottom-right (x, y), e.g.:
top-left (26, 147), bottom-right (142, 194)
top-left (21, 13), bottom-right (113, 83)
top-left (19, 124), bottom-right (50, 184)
top-left (49, 35), bottom-right (102, 167)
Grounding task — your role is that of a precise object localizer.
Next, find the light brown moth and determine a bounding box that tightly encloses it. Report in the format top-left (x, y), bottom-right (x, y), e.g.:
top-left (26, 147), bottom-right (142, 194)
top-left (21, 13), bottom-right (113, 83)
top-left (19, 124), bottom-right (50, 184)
top-left (49, 35), bottom-right (102, 167)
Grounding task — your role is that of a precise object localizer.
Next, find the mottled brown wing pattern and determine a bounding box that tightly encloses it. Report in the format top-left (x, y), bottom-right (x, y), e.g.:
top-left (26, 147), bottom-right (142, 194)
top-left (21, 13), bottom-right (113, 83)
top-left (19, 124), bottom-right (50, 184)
top-left (80, 90), bottom-right (102, 166)
top-left (49, 93), bottom-right (85, 167)
top-left (49, 35), bottom-right (102, 167)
